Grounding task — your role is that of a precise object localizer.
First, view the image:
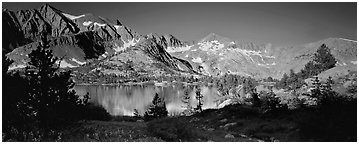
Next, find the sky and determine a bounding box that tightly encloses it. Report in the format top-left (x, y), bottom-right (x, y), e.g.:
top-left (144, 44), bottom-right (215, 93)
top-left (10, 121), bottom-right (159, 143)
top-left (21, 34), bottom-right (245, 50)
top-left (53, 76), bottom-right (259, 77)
top-left (2, 2), bottom-right (357, 47)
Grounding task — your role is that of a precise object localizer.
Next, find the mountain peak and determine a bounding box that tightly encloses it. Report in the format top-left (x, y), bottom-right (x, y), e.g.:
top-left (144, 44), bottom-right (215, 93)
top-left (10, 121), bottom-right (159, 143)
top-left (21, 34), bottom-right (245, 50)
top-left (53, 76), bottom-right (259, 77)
top-left (199, 33), bottom-right (232, 43)
top-left (116, 20), bottom-right (123, 26)
top-left (39, 3), bottom-right (62, 13)
top-left (147, 33), bottom-right (162, 38)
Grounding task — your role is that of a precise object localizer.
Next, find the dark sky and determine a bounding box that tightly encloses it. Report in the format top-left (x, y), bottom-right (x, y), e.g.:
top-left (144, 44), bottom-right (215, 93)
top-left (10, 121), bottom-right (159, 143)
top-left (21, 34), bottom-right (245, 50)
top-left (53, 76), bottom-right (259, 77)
top-left (3, 2), bottom-right (357, 47)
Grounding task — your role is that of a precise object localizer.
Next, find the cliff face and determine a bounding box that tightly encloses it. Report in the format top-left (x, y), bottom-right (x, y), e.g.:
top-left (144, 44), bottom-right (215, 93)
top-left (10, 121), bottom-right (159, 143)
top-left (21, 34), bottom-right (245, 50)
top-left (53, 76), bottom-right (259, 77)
top-left (2, 4), bottom-right (81, 53)
top-left (4, 4), bottom-right (195, 74)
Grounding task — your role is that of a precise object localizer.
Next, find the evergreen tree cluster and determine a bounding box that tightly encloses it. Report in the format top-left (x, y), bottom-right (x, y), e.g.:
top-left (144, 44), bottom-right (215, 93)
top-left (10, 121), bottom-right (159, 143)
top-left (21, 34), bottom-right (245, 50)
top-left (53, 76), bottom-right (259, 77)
top-left (194, 86), bottom-right (204, 113)
top-left (2, 36), bottom-right (105, 141)
top-left (144, 93), bottom-right (169, 121)
top-left (276, 44), bottom-right (337, 90)
top-left (213, 73), bottom-right (258, 97)
top-left (299, 76), bottom-right (357, 141)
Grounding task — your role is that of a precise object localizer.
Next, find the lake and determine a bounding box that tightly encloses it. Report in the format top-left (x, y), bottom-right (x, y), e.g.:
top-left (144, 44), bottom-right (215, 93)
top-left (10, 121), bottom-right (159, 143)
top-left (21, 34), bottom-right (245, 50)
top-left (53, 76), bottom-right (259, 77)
top-left (74, 84), bottom-right (221, 116)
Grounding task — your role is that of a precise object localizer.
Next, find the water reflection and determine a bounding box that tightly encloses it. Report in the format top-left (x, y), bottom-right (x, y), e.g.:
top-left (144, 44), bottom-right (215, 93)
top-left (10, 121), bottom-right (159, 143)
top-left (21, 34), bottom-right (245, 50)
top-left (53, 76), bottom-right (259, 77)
top-left (74, 85), bottom-right (220, 116)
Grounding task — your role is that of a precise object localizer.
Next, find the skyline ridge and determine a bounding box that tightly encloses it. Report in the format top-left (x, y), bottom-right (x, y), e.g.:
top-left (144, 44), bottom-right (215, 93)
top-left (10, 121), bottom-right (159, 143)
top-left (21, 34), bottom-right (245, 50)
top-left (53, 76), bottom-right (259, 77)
top-left (3, 2), bottom-right (357, 46)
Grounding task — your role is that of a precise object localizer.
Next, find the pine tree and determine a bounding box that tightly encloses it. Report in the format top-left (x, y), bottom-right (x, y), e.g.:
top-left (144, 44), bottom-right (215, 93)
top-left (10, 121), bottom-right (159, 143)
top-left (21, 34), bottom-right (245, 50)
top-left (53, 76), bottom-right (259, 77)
top-left (133, 109), bottom-right (140, 118)
top-left (313, 44), bottom-right (337, 72)
top-left (194, 86), bottom-right (204, 113)
top-left (319, 76), bottom-right (336, 102)
top-left (287, 69), bottom-right (296, 89)
top-left (24, 35), bottom-right (87, 128)
top-left (311, 77), bottom-right (322, 99)
top-left (144, 93), bottom-right (168, 121)
top-left (124, 60), bottom-right (134, 73)
top-left (181, 87), bottom-right (192, 110)
top-left (2, 55), bottom-right (29, 137)
top-left (279, 73), bottom-right (289, 88)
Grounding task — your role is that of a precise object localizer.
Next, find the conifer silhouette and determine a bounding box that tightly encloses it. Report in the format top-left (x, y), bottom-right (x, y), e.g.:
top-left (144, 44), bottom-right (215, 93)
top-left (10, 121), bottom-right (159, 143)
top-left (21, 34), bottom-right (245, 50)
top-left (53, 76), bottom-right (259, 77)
top-left (144, 93), bottom-right (168, 121)
top-left (24, 35), bottom-right (87, 128)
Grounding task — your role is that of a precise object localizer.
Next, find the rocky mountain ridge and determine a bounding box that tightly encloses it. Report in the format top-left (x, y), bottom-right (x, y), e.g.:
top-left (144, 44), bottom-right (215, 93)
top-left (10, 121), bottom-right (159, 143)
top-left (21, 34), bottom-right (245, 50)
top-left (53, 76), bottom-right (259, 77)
top-left (4, 4), bottom-right (194, 75)
top-left (4, 4), bottom-right (357, 80)
top-left (166, 32), bottom-right (357, 79)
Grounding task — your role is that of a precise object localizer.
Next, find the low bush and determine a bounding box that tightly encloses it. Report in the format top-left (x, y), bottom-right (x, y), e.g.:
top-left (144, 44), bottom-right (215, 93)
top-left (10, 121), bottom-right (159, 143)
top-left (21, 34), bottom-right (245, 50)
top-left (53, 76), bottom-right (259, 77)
top-left (258, 91), bottom-right (288, 114)
top-left (81, 103), bottom-right (111, 121)
top-left (297, 95), bottom-right (356, 141)
top-left (146, 117), bottom-right (196, 141)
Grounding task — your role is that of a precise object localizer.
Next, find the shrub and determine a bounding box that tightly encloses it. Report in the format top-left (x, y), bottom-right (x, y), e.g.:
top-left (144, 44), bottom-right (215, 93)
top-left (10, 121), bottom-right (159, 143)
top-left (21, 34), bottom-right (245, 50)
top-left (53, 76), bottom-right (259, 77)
top-left (81, 103), bottom-right (111, 121)
top-left (297, 95), bottom-right (356, 141)
top-left (259, 91), bottom-right (287, 113)
top-left (2, 36), bottom-right (92, 141)
top-left (297, 77), bottom-right (357, 141)
top-left (147, 117), bottom-right (196, 141)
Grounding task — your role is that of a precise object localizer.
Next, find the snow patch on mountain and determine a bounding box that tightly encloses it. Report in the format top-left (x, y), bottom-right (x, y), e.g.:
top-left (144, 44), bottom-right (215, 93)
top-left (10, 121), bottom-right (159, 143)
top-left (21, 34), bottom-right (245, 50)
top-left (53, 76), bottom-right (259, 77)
top-left (227, 70), bottom-right (251, 77)
top-left (232, 48), bottom-right (275, 64)
top-left (83, 21), bottom-right (93, 26)
top-left (58, 60), bottom-right (76, 68)
top-left (94, 22), bottom-right (106, 27)
top-left (71, 58), bottom-right (86, 65)
top-left (113, 38), bottom-right (139, 52)
top-left (122, 38), bottom-right (139, 49)
top-left (167, 45), bottom-right (193, 53)
top-left (198, 40), bottom-right (224, 51)
top-left (8, 64), bottom-right (26, 70)
top-left (192, 57), bottom-right (203, 63)
top-left (339, 38), bottom-right (357, 42)
top-left (268, 62), bottom-right (276, 65)
top-left (266, 55), bottom-right (275, 58)
top-left (101, 52), bottom-right (109, 58)
top-left (257, 63), bottom-right (270, 68)
top-left (235, 49), bottom-right (262, 57)
top-left (114, 25), bottom-right (121, 29)
top-left (62, 13), bottom-right (85, 20)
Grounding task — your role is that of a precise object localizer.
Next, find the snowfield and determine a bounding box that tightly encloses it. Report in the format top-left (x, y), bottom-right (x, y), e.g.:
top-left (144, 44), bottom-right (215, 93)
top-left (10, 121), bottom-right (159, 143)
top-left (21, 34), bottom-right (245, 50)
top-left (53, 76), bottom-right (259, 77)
top-left (122, 38), bottom-right (140, 49)
top-left (83, 21), bottom-right (93, 26)
top-left (339, 38), bottom-right (357, 42)
top-left (62, 13), bottom-right (85, 20)
top-left (8, 64), bottom-right (26, 70)
top-left (167, 45), bottom-right (193, 53)
top-left (58, 60), bottom-right (76, 68)
top-left (94, 22), bottom-right (106, 27)
top-left (114, 25), bottom-right (121, 29)
top-left (71, 58), bottom-right (86, 65)
top-left (198, 40), bottom-right (225, 51)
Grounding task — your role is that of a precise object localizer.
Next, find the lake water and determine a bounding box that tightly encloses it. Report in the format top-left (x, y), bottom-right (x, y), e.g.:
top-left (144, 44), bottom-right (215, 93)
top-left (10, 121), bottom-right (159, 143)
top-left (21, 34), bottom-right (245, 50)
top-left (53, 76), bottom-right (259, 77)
top-left (74, 85), bottom-right (221, 116)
